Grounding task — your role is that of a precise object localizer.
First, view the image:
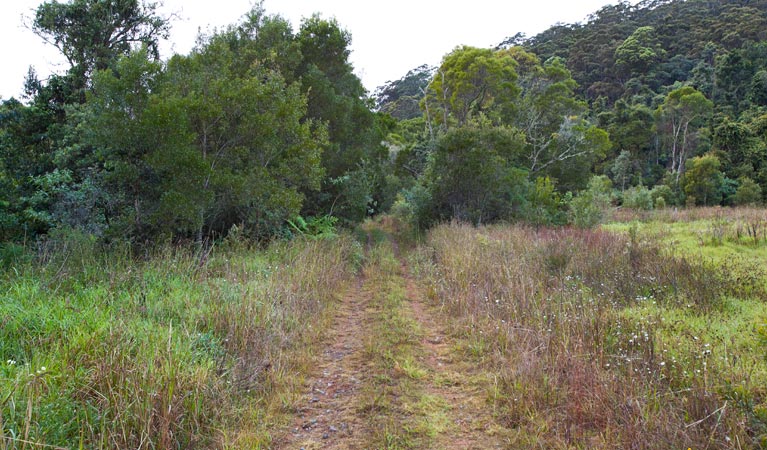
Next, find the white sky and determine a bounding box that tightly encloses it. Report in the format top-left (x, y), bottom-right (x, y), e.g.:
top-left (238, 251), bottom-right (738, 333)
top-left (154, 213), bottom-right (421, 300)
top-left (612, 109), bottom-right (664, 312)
top-left (0, 0), bottom-right (637, 100)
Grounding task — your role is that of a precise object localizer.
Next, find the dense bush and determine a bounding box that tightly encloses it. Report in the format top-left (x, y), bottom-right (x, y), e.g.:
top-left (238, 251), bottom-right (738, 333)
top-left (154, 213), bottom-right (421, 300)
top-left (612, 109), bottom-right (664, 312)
top-left (650, 184), bottom-right (675, 207)
top-left (525, 176), bottom-right (569, 227)
top-left (419, 126), bottom-right (530, 226)
top-left (569, 175), bottom-right (613, 227)
top-left (734, 177), bottom-right (763, 206)
top-left (683, 154), bottom-right (725, 206)
top-left (622, 185), bottom-right (653, 210)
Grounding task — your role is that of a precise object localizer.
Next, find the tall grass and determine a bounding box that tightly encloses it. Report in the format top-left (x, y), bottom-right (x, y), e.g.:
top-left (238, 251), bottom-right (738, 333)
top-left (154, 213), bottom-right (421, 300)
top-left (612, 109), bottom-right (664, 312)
top-left (0, 233), bottom-right (360, 448)
top-left (415, 222), bottom-right (767, 448)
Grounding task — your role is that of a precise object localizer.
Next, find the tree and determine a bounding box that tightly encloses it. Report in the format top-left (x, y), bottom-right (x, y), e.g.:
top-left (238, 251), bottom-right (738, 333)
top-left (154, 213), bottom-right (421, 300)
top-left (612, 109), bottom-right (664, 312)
top-left (422, 126), bottom-right (529, 225)
top-left (733, 177), bottom-right (763, 206)
top-left (32, 0), bottom-right (170, 90)
top-left (615, 26), bottom-right (666, 78)
top-left (569, 175), bottom-right (613, 228)
top-left (601, 100), bottom-right (654, 158)
top-left (77, 38), bottom-right (325, 241)
top-left (750, 70), bottom-right (767, 107)
top-left (611, 150), bottom-right (633, 191)
top-left (161, 37), bottom-right (325, 240)
top-left (599, 100), bottom-right (657, 183)
top-left (294, 14), bottom-right (390, 223)
top-left (656, 87), bottom-right (713, 182)
top-left (233, 7), bottom-right (302, 80)
top-left (505, 51), bottom-right (609, 189)
top-left (713, 117), bottom-right (767, 183)
top-left (682, 154), bottom-right (725, 206)
top-left (422, 46), bottom-right (519, 129)
top-left (526, 176), bottom-right (567, 227)
top-left (374, 64), bottom-right (435, 120)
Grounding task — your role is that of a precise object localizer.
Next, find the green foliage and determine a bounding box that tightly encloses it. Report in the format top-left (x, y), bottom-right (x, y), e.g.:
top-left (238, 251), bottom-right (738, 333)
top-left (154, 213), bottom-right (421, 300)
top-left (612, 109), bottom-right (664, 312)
top-left (1, 3), bottom-right (395, 244)
top-left (516, 0), bottom-right (767, 198)
top-left (421, 126), bottom-right (529, 226)
top-left (32, 0), bottom-right (169, 91)
top-left (622, 185), bottom-right (654, 210)
top-left (526, 177), bottom-right (568, 226)
top-left (569, 175), bottom-right (613, 228)
top-left (657, 86), bottom-right (714, 180)
top-left (614, 26), bottom-right (666, 77)
top-left (0, 242), bottom-right (29, 270)
top-left (294, 14), bottom-right (391, 224)
top-left (375, 65), bottom-right (435, 120)
top-left (505, 50), bottom-right (609, 189)
top-left (734, 177), bottom-right (764, 206)
top-left (683, 154), bottom-right (726, 206)
top-left (422, 46), bottom-right (519, 129)
top-left (286, 215), bottom-right (338, 239)
top-left (611, 150), bottom-right (634, 191)
top-left (77, 43), bottom-right (325, 241)
top-left (6, 0), bottom-right (767, 246)
top-left (391, 183), bottom-right (432, 230)
top-left (650, 184), bottom-right (676, 207)
top-left (751, 70), bottom-right (767, 106)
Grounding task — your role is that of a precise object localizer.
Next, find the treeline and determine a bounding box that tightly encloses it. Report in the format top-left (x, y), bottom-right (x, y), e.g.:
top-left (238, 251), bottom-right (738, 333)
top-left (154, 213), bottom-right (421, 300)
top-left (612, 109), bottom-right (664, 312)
top-left (3, 0), bottom-right (767, 248)
top-left (377, 0), bottom-right (767, 227)
top-left (0, 0), bottom-right (393, 245)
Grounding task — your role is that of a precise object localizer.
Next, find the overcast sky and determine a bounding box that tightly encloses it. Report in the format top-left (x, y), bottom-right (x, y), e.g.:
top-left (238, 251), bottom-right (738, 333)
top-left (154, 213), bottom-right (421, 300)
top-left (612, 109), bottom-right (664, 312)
top-left (0, 0), bottom-right (638, 100)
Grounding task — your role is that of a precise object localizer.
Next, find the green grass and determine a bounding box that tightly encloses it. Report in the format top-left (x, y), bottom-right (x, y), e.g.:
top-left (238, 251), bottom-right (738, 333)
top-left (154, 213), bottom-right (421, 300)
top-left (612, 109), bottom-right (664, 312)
top-left (416, 217), bottom-right (767, 448)
top-left (357, 236), bottom-right (452, 450)
top-left (604, 219), bottom-right (767, 265)
top-left (0, 236), bottom-right (359, 448)
top-left (604, 215), bottom-right (767, 382)
top-left (604, 207), bottom-right (767, 267)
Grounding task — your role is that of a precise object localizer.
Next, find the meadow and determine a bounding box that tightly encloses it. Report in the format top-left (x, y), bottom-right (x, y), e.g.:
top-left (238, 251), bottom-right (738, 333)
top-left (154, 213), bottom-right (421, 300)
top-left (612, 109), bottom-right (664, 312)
top-left (412, 207), bottom-right (767, 448)
top-left (2, 208), bottom-right (767, 449)
top-left (0, 231), bottom-right (361, 448)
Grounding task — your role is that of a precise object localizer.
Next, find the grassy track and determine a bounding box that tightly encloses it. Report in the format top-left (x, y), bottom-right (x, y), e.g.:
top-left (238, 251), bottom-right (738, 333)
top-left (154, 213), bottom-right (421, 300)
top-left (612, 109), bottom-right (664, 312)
top-left (3, 211), bottom-right (767, 449)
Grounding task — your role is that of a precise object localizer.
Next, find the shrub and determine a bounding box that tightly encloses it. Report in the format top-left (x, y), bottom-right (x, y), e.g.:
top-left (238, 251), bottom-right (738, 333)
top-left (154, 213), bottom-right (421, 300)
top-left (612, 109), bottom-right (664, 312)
top-left (392, 183), bottom-right (433, 230)
top-left (569, 175), bottom-right (613, 228)
top-left (651, 184), bottom-right (674, 206)
top-left (622, 185), bottom-right (653, 210)
top-left (734, 177), bottom-right (763, 206)
top-left (526, 176), bottom-right (568, 226)
top-left (288, 215), bottom-right (337, 239)
top-left (683, 154), bottom-right (725, 206)
top-left (422, 126), bottom-right (530, 226)
top-left (0, 242), bottom-right (29, 270)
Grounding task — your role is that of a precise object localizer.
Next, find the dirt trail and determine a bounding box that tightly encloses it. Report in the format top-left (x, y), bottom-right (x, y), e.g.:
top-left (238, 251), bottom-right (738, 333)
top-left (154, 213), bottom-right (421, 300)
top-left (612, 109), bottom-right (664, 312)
top-left (403, 274), bottom-right (505, 449)
top-left (275, 228), bottom-right (505, 449)
top-left (275, 274), bottom-right (373, 449)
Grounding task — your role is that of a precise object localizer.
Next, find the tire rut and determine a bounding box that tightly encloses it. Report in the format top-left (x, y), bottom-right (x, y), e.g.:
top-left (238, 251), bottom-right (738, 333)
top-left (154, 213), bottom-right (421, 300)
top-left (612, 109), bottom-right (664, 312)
top-left (274, 274), bottom-right (374, 449)
top-left (395, 245), bottom-right (506, 449)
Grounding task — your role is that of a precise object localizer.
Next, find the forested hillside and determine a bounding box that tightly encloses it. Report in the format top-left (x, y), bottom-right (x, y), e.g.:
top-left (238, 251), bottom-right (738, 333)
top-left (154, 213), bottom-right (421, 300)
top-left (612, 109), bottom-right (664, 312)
top-left (379, 0), bottom-right (767, 227)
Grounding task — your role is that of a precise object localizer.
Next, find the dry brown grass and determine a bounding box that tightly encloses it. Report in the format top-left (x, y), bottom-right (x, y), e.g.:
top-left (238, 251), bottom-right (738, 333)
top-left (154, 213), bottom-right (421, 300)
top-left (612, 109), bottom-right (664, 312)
top-left (415, 222), bottom-right (766, 449)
